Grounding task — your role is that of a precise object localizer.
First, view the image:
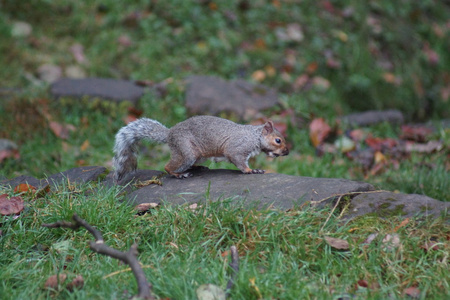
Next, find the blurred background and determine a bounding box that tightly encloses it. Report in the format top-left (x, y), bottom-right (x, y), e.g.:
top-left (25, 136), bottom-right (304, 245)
top-left (0, 0), bottom-right (449, 199)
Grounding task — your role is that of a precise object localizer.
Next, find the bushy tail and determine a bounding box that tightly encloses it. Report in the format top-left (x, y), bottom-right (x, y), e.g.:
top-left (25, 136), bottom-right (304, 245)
top-left (113, 118), bottom-right (169, 183)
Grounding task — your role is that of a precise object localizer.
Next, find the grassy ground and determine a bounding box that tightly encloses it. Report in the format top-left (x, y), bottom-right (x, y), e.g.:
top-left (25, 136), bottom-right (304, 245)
top-left (0, 1), bottom-right (449, 299)
top-left (0, 183), bottom-right (448, 299)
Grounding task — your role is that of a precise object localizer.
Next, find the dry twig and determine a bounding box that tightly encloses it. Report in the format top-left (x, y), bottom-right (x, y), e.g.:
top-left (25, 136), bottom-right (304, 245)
top-left (43, 214), bottom-right (154, 300)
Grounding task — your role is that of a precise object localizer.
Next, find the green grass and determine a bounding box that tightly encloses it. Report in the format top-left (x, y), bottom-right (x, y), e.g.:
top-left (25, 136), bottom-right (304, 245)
top-left (0, 183), bottom-right (448, 299)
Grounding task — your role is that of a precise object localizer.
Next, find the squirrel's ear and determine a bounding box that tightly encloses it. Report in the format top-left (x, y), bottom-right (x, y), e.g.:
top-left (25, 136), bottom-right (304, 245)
top-left (262, 120), bottom-right (275, 135)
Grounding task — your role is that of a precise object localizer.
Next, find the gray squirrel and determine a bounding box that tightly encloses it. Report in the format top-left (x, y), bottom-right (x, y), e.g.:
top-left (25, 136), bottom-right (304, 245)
top-left (113, 115), bottom-right (289, 182)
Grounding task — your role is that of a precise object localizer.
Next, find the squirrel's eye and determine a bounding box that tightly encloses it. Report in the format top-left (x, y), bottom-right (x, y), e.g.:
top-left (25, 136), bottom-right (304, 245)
top-left (275, 138), bottom-right (281, 144)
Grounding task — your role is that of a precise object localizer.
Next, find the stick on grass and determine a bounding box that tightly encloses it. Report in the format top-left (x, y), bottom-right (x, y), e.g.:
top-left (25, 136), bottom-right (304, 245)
top-left (43, 213), bottom-right (154, 300)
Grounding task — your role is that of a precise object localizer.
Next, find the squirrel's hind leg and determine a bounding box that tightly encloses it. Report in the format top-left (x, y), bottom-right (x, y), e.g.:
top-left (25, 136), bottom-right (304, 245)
top-left (164, 150), bottom-right (197, 179)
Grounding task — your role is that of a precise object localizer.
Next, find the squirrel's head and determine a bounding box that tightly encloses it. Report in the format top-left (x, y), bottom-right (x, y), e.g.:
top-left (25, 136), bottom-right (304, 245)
top-left (260, 120), bottom-right (289, 158)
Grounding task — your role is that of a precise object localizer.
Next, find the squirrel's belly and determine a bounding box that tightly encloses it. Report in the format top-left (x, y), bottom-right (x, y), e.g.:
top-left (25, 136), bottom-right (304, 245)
top-left (211, 156), bottom-right (230, 163)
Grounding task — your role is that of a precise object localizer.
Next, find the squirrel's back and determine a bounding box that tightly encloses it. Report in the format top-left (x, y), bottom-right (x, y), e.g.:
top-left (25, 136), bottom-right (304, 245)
top-left (168, 116), bottom-right (263, 158)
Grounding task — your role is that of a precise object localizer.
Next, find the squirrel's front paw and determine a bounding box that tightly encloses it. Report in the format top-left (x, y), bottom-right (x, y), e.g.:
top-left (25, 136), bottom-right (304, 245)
top-left (245, 169), bottom-right (265, 174)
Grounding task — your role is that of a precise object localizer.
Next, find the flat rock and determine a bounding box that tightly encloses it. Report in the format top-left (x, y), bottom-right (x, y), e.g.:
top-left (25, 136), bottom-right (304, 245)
top-left (45, 166), bottom-right (108, 187)
top-left (125, 169), bottom-right (375, 210)
top-left (1, 175), bottom-right (43, 189)
top-left (185, 75), bottom-right (279, 118)
top-left (340, 109), bottom-right (404, 127)
top-left (50, 78), bottom-right (144, 104)
top-left (345, 191), bottom-right (449, 220)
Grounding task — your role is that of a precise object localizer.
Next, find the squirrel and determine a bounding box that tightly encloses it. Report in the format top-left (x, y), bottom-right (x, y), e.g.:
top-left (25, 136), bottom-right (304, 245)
top-left (113, 115), bottom-right (289, 182)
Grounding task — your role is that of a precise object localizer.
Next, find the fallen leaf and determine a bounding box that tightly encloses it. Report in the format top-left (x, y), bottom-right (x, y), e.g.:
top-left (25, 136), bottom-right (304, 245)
top-left (249, 278), bottom-right (262, 299)
top-left (66, 275), bottom-right (84, 291)
top-left (70, 43), bottom-right (87, 64)
top-left (0, 148), bottom-right (20, 162)
top-left (374, 151), bottom-right (386, 164)
top-left (188, 203), bottom-right (198, 210)
top-left (196, 284), bottom-right (226, 300)
top-left (135, 202), bottom-right (159, 213)
top-left (334, 136), bottom-right (355, 153)
top-left (49, 121), bottom-right (76, 139)
top-left (382, 72), bottom-right (402, 85)
top-left (0, 194), bottom-right (24, 216)
top-left (382, 233), bottom-right (401, 251)
top-left (118, 34), bottom-right (132, 47)
top-left (393, 218), bottom-right (409, 232)
top-left (404, 140), bottom-right (443, 153)
top-left (361, 233), bottom-right (378, 245)
top-left (80, 140), bottom-right (90, 152)
top-left (293, 74), bottom-right (310, 91)
top-left (401, 125), bottom-right (433, 142)
top-left (421, 241), bottom-right (440, 252)
top-left (306, 61), bottom-right (318, 74)
top-left (357, 279), bottom-right (368, 288)
top-left (312, 76), bottom-right (331, 91)
top-left (14, 183), bottom-right (36, 194)
top-left (251, 70), bottom-right (266, 82)
top-left (423, 42), bottom-right (439, 65)
top-left (365, 137), bottom-right (397, 151)
top-left (264, 65), bottom-right (276, 77)
top-left (349, 129), bottom-right (366, 142)
top-left (44, 273), bottom-right (67, 290)
top-left (403, 286), bottom-right (421, 298)
top-left (309, 118), bottom-right (331, 147)
top-left (324, 236), bottom-right (349, 250)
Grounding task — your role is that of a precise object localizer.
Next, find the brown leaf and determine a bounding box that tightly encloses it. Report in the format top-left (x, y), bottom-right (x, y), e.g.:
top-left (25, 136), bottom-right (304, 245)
top-left (324, 236), bottom-right (349, 250)
top-left (66, 275), bottom-right (84, 291)
top-left (365, 136), bottom-right (397, 151)
top-left (357, 279), bottom-right (368, 288)
top-left (393, 218), bottom-right (410, 232)
top-left (403, 286), bottom-right (421, 298)
top-left (0, 148), bottom-right (20, 162)
top-left (44, 273), bottom-right (67, 289)
top-left (401, 125), bottom-right (433, 142)
top-left (14, 183), bottom-right (37, 194)
top-left (309, 118), bottom-right (331, 147)
top-left (49, 121), bottom-right (76, 139)
top-left (0, 194), bottom-right (24, 216)
top-left (80, 140), bottom-right (90, 152)
top-left (421, 241), bottom-right (440, 252)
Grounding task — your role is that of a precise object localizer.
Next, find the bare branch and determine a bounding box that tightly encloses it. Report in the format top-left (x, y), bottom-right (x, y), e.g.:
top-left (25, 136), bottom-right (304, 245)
top-left (42, 213), bottom-right (154, 300)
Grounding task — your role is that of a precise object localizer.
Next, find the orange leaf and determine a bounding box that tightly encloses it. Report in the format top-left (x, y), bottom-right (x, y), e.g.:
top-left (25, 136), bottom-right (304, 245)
top-left (393, 218), bottom-right (409, 232)
top-left (309, 118), bottom-right (331, 147)
top-left (80, 140), bottom-right (90, 152)
top-left (14, 183), bottom-right (36, 193)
